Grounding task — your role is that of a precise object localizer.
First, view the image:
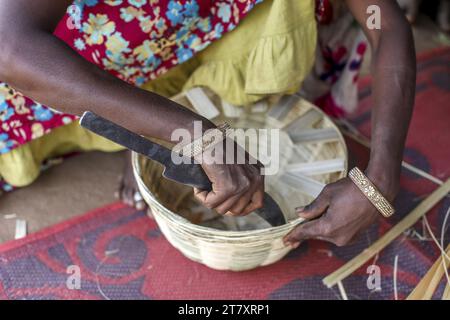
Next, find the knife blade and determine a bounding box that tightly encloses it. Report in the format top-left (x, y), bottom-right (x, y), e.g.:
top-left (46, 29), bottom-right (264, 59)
top-left (79, 111), bottom-right (286, 227)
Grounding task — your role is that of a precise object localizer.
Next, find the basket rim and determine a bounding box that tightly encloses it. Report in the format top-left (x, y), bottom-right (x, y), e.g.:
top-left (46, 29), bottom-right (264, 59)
top-left (132, 152), bottom-right (308, 237)
top-left (131, 96), bottom-right (348, 238)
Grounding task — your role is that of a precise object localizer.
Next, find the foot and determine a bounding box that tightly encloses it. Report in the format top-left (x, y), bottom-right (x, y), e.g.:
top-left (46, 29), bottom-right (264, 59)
top-left (117, 151), bottom-right (147, 211)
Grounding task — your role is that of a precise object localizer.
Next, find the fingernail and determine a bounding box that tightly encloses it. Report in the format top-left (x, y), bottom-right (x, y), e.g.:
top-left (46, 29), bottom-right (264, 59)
top-left (295, 206), bottom-right (305, 213)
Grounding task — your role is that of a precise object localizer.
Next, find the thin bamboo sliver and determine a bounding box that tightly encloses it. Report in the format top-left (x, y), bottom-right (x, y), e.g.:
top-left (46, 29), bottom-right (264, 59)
top-left (323, 179), bottom-right (450, 288)
top-left (340, 128), bottom-right (444, 186)
top-left (185, 88), bottom-right (220, 120)
top-left (406, 244), bottom-right (450, 300)
top-left (337, 281), bottom-right (348, 300)
top-left (443, 282), bottom-right (450, 300)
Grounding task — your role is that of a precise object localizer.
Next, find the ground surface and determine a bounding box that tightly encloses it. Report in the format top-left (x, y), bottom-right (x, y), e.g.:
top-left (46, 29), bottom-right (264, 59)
top-left (0, 14), bottom-right (448, 243)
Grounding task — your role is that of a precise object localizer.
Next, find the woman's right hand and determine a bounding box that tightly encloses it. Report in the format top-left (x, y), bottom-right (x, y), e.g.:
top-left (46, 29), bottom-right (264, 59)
top-left (193, 142), bottom-right (265, 216)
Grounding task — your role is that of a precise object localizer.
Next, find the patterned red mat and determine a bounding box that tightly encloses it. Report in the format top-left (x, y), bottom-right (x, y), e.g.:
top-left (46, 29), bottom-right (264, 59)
top-left (0, 48), bottom-right (449, 300)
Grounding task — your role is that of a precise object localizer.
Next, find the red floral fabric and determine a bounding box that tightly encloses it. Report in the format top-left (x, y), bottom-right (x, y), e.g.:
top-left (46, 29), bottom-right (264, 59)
top-left (0, 0), bottom-right (261, 158)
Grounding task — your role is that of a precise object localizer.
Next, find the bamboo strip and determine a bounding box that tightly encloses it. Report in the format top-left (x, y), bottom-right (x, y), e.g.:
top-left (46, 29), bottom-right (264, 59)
top-left (406, 244), bottom-right (450, 300)
top-left (289, 128), bottom-right (340, 144)
top-left (15, 219), bottom-right (27, 240)
top-left (443, 282), bottom-right (450, 300)
top-left (285, 158), bottom-right (346, 176)
top-left (221, 101), bottom-right (242, 118)
top-left (268, 95), bottom-right (299, 120)
top-left (337, 281), bottom-right (348, 300)
top-left (285, 109), bottom-right (322, 135)
top-left (252, 100), bottom-right (268, 113)
top-left (280, 172), bottom-right (326, 198)
top-left (185, 88), bottom-right (220, 119)
top-left (394, 255), bottom-right (399, 300)
top-left (323, 178), bottom-right (450, 288)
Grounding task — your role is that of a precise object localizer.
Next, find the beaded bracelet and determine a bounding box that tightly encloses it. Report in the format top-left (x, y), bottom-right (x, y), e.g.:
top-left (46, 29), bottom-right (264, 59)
top-left (348, 167), bottom-right (395, 218)
top-left (172, 123), bottom-right (231, 158)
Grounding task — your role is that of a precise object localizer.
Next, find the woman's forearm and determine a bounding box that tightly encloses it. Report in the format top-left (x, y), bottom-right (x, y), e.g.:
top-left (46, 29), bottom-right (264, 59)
top-left (365, 20), bottom-right (416, 198)
top-left (0, 2), bottom-right (214, 144)
top-left (345, 0), bottom-right (416, 199)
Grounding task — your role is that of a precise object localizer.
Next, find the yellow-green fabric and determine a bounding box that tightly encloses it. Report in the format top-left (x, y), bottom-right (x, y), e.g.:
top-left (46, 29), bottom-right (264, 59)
top-left (143, 0), bottom-right (318, 105)
top-left (0, 0), bottom-right (317, 188)
top-left (0, 122), bottom-right (123, 187)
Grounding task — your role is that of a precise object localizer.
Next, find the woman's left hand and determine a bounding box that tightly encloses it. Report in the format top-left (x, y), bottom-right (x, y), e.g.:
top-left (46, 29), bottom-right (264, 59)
top-left (283, 175), bottom-right (397, 247)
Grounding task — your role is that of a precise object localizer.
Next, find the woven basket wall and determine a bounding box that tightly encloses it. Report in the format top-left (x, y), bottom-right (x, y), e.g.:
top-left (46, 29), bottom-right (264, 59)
top-left (132, 88), bottom-right (348, 271)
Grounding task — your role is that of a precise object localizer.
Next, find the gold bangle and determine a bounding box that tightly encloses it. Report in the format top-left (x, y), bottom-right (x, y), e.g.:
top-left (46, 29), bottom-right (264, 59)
top-left (172, 123), bottom-right (231, 158)
top-left (348, 167), bottom-right (395, 218)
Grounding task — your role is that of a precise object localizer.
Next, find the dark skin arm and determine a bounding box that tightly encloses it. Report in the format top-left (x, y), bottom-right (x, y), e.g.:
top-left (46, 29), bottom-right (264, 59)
top-left (285, 0), bottom-right (416, 247)
top-left (0, 0), bottom-right (264, 216)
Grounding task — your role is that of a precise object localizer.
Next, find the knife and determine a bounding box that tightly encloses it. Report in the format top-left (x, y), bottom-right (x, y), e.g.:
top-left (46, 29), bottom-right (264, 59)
top-left (79, 111), bottom-right (286, 227)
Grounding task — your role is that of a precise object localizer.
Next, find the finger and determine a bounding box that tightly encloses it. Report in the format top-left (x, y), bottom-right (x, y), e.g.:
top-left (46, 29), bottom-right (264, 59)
top-left (228, 173), bottom-right (261, 215)
top-left (193, 187), bottom-right (208, 203)
top-left (296, 190), bottom-right (331, 220)
top-left (228, 189), bottom-right (254, 215)
top-left (214, 193), bottom-right (243, 215)
top-left (240, 185), bottom-right (265, 216)
top-left (283, 219), bottom-right (331, 244)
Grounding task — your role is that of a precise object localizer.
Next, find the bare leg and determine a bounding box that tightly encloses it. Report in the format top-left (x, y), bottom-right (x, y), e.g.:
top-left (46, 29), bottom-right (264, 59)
top-left (117, 150), bottom-right (147, 210)
top-left (438, 0), bottom-right (450, 32)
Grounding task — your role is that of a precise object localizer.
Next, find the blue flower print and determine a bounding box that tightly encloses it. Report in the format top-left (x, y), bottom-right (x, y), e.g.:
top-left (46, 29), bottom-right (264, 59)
top-left (176, 46), bottom-right (193, 63)
top-left (0, 133), bottom-right (15, 154)
top-left (74, 38), bottom-right (86, 51)
top-left (2, 182), bottom-right (13, 192)
top-left (167, 0), bottom-right (200, 27)
top-left (214, 23), bottom-right (224, 38)
top-left (73, 0), bottom-right (99, 18)
top-left (129, 0), bottom-right (146, 8)
top-left (0, 101), bottom-right (14, 121)
top-left (167, 1), bottom-right (184, 26)
top-left (184, 0), bottom-right (199, 17)
top-left (217, 3), bottom-right (231, 23)
top-left (31, 104), bottom-right (54, 121)
top-left (196, 17), bottom-right (211, 32)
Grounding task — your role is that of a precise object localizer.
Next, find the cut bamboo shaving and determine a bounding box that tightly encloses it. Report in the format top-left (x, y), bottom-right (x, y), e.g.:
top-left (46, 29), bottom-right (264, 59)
top-left (285, 109), bottom-right (322, 135)
top-left (252, 100), bottom-right (268, 113)
top-left (443, 282), bottom-right (450, 300)
top-left (15, 219), bottom-right (27, 240)
top-left (393, 255), bottom-right (399, 300)
top-left (323, 178), bottom-right (450, 288)
top-left (286, 158), bottom-right (345, 176)
top-left (221, 101), bottom-right (242, 118)
top-left (337, 281), bottom-right (348, 300)
top-left (267, 95), bottom-right (299, 120)
top-left (289, 128), bottom-right (339, 144)
top-left (185, 88), bottom-right (220, 119)
top-left (280, 172), bottom-right (325, 198)
top-left (406, 244), bottom-right (450, 300)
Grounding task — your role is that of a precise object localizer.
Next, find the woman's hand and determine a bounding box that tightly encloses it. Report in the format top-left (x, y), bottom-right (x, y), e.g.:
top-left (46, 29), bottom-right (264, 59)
top-left (193, 141), bottom-right (265, 216)
top-left (284, 170), bottom-right (399, 247)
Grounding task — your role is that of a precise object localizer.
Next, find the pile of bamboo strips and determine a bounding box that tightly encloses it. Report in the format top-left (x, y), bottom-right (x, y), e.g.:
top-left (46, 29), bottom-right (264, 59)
top-left (323, 122), bottom-right (450, 300)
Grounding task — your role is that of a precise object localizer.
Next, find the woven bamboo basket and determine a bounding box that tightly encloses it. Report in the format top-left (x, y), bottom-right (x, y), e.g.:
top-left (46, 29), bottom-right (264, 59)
top-left (132, 88), bottom-right (348, 271)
